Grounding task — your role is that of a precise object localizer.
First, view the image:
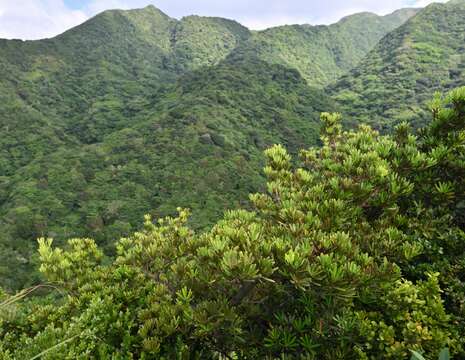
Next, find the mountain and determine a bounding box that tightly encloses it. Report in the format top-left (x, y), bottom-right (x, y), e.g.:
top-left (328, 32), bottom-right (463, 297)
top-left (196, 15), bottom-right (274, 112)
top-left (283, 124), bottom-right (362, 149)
top-left (0, 59), bottom-right (330, 289)
top-left (0, 5), bottom-right (417, 183)
top-left (233, 8), bottom-right (419, 87)
top-left (1, 2), bottom-right (465, 358)
top-left (0, 5), bottom-right (418, 289)
top-left (329, 0), bottom-right (465, 130)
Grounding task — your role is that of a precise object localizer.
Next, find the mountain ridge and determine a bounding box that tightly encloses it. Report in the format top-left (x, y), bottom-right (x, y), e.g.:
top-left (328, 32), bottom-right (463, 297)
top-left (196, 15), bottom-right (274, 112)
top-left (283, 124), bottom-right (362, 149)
top-left (0, 4), bottom-right (419, 42)
top-left (329, 0), bottom-right (465, 129)
top-left (0, 2), bottom-right (455, 290)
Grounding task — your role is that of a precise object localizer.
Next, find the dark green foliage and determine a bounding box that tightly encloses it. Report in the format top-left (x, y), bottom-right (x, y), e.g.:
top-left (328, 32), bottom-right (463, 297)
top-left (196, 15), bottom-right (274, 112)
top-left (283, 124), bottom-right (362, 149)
top-left (0, 1), bottom-right (463, 357)
top-left (330, 0), bottom-right (465, 130)
top-left (0, 3), bottom-right (420, 289)
top-left (0, 49), bottom-right (331, 289)
top-left (1, 88), bottom-right (464, 359)
top-left (401, 88), bottom-right (465, 349)
top-left (172, 15), bottom-right (251, 71)
top-left (0, 4), bottom-right (463, 345)
top-left (233, 8), bottom-right (418, 87)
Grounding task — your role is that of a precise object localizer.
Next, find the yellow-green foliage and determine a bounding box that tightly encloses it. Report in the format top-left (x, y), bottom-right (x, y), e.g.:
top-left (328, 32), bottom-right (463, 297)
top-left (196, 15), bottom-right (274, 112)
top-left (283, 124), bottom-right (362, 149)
top-left (0, 3), bottom-right (421, 291)
top-left (0, 88), bottom-right (463, 359)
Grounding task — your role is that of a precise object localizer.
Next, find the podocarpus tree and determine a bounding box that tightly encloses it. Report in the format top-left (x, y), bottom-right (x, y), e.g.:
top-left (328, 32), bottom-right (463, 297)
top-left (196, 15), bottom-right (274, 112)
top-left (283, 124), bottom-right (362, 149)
top-left (0, 87), bottom-right (464, 359)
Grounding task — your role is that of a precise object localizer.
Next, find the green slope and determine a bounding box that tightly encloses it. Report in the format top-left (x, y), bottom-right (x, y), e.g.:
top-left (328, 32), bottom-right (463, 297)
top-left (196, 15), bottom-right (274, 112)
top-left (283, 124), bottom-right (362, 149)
top-left (0, 4), bottom-right (417, 288)
top-left (329, 0), bottom-right (465, 130)
top-left (0, 58), bottom-right (331, 289)
top-left (231, 8), bottom-right (418, 87)
top-left (0, 6), bottom-right (252, 145)
top-left (172, 15), bottom-right (251, 71)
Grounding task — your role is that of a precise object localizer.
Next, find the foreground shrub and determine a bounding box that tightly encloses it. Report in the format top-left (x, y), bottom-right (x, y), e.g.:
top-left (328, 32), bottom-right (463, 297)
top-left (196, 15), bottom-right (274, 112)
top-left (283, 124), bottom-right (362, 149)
top-left (0, 88), bottom-right (464, 359)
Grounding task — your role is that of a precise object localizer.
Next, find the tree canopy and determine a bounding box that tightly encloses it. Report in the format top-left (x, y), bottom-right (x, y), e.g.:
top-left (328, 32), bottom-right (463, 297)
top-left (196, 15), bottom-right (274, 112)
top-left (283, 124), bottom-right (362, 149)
top-left (1, 87), bottom-right (464, 359)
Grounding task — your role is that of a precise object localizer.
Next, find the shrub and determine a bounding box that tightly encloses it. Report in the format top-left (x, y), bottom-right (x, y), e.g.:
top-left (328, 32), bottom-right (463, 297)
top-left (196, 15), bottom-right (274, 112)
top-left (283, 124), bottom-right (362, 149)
top-left (0, 88), bottom-right (464, 359)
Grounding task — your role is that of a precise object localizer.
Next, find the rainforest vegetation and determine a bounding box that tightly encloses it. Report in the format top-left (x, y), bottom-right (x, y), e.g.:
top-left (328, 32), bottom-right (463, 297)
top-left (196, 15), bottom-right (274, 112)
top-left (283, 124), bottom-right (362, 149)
top-left (0, 0), bottom-right (464, 358)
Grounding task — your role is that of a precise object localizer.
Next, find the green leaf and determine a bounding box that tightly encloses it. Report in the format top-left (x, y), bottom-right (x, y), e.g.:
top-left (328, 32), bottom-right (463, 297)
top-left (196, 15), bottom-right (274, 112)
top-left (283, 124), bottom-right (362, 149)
top-left (410, 350), bottom-right (426, 360)
top-left (439, 348), bottom-right (450, 360)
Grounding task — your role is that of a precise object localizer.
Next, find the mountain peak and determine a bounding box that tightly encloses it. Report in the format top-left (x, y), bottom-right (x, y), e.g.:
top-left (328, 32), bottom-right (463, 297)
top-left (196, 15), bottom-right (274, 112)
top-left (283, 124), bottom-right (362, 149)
top-left (106, 4), bottom-right (173, 22)
top-left (335, 11), bottom-right (379, 25)
top-left (385, 7), bottom-right (420, 19)
top-left (333, 7), bottom-right (418, 27)
top-left (131, 4), bottom-right (171, 17)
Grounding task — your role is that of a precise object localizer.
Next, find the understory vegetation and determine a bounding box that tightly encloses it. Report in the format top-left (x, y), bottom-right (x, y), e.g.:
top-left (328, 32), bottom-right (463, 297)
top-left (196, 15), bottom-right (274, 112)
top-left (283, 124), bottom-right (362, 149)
top-left (1, 87), bottom-right (464, 359)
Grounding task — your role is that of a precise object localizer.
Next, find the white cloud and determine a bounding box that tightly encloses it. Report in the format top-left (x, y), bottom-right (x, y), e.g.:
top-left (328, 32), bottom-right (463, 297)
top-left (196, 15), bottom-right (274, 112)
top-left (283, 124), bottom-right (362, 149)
top-left (240, 16), bottom-right (312, 30)
top-left (85, 0), bottom-right (133, 14)
top-left (0, 0), bottom-right (87, 40)
top-left (412, 0), bottom-right (447, 6)
top-left (0, 0), bottom-right (452, 40)
top-left (237, 0), bottom-right (449, 29)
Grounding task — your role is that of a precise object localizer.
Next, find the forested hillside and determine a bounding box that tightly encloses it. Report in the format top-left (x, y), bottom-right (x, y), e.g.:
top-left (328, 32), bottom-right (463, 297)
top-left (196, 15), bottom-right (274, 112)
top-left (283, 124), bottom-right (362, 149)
top-left (330, 0), bottom-right (465, 130)
top-left (233, 8), bottom-right (418, 87)
top-left (1, 87), bottom-right (464, 359)
top-left (0, 0), bottom-right (463, 302)
top-left (0, 0), bottom-right (465, 357)
top-left (0, 5), bottom-right (414, 289)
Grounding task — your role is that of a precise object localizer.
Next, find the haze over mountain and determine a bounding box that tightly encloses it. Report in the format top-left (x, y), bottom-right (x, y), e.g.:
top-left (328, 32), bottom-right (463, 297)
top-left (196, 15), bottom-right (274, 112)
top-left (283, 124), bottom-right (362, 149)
top-left (0, 1), bottom-right (463, 290)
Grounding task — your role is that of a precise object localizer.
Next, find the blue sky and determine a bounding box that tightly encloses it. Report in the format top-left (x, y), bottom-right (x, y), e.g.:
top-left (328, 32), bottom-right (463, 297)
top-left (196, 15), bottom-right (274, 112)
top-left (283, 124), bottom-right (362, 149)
top-left (64, 0), bottom-right (88, 9)
top-left (0, 0), bottom-right (446, 40)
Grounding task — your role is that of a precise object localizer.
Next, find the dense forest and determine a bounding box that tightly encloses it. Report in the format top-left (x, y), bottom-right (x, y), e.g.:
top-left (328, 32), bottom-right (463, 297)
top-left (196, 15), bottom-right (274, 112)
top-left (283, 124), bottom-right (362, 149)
top-left (330, 1), bottom-right (465, 130)
top-left (0, 0), bottom-right (464, 358)
top-left (0, 3), bottom-right (420, 289)
top-left (1, 88), bottom-right (464, 359)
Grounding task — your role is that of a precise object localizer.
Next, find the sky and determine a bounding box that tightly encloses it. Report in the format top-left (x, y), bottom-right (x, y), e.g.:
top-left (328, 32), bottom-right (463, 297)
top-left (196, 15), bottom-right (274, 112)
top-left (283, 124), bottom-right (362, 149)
top-left (0, 0), bottom-right (447, 40)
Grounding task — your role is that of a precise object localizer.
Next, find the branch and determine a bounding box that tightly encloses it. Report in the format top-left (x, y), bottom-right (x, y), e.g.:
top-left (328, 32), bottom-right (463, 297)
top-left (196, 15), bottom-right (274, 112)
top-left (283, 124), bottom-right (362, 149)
top-left (230, 280), bottom-right (256, 306)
